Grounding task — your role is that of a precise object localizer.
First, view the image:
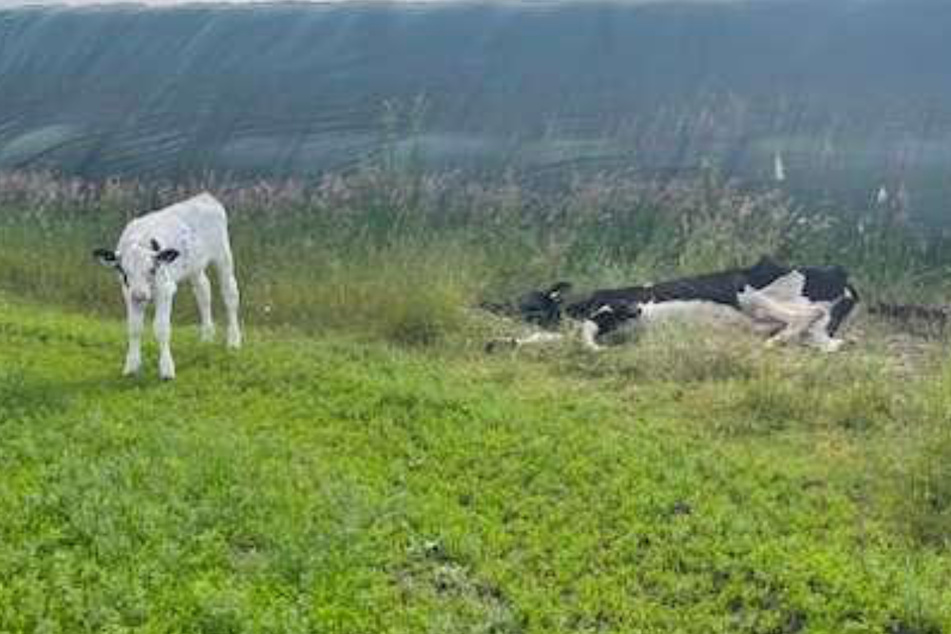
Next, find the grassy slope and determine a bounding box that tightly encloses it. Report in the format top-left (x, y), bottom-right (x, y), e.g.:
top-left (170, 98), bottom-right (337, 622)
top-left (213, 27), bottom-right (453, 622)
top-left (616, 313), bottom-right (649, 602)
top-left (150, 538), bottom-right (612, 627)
top-left (1, 295), bottom-right (950, 633)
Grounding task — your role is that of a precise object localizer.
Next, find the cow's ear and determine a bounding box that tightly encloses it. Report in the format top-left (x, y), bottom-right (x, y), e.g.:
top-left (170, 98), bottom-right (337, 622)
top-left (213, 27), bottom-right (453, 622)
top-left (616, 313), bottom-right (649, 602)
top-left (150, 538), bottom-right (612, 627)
top-left (546, 281), bottom-right (572, 299)
top-left (93, 248), bottom-right (118, 267)
top-left (156, 248), bottom-right (180, 264)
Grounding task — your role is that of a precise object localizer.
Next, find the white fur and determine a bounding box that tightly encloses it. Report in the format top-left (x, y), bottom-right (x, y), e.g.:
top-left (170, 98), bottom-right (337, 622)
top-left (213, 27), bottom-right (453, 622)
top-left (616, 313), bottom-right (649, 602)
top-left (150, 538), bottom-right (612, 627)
top-left (638, 299), bottom-right (756, 328)
top-left (100, 192), bottom-right (241, 379)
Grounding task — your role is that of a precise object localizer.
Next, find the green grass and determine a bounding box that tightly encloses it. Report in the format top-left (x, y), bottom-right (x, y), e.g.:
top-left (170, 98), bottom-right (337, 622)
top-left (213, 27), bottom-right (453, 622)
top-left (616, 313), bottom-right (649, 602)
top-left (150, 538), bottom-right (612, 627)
top-left (2, 170), bottom-right (951, 631)
top-left (2, 294), bottom-right (950, 633)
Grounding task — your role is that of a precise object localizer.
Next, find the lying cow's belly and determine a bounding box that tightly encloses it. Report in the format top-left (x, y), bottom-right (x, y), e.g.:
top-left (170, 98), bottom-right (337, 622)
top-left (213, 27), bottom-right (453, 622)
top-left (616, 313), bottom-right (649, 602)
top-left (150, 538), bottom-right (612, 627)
top-left (638, 300), bottom-right (784, 338)
top-left (639, 300), bottom-right (755, 327)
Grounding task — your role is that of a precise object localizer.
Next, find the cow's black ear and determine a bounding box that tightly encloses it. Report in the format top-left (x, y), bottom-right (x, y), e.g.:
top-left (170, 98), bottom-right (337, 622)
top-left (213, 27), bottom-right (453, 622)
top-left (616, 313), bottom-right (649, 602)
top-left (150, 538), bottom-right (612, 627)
top-left (94, 248), bottom-right (117, 267)
top-left (156, 248), bottom-right (180, 264)
top-left (150, 238), bottom-right (162, 252)
top-left (546, 281), bottom-right (572, 299)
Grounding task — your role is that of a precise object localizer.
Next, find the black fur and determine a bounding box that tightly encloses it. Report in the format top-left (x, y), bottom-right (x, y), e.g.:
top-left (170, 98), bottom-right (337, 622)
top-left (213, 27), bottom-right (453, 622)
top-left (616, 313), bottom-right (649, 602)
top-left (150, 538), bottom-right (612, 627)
top-left (801, 265), bottom-right (851, 302)
top-left (156, 248), bottom-right (180, 264)
top-left (516, 281), bottom-right (571, 328)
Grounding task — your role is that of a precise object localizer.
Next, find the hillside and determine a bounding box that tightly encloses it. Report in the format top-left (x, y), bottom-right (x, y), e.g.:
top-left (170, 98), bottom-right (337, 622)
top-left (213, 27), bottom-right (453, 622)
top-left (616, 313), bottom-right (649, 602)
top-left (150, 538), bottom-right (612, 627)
top-left (3, 1), bottom-right (951, 221)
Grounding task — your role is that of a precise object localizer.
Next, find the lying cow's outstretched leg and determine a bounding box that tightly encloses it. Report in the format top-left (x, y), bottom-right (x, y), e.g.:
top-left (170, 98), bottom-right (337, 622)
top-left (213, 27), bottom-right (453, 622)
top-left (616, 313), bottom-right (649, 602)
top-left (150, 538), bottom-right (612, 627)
top-left (485, 331), bottom-right (565, 353)
top-left (215, 246), bottom-right (242, 349)
top-left (191, 270), bottom-right (215, 342)
top-left (764, 306), bottom-right (824, 348)
top-left (484, 321), bottom-right (609, 353)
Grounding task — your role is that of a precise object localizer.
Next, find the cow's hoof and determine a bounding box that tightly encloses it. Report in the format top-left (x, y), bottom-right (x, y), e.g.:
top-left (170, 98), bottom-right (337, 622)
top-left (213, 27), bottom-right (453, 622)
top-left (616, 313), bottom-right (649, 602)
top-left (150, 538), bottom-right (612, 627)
top-left (199, 327), bottom-right (216, 343)
top-left (226, 330), bottom-right (242, 349)
top-left (159, 357), bottom-right (176, 380)
top-left (821, 339), bottom-right (845, 353)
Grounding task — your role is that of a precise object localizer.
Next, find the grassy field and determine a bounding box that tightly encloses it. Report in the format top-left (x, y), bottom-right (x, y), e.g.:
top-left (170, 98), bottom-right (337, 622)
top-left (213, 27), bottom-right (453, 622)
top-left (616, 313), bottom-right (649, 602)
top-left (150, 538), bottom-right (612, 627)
top-left (2, 170), bottom-right (951, 632)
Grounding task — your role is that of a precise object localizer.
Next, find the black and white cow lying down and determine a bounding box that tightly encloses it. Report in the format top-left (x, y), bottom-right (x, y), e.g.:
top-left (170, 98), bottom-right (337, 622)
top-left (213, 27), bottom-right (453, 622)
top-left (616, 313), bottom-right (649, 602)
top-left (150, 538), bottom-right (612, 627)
top-left (486, 258), bottom-right (859, 353)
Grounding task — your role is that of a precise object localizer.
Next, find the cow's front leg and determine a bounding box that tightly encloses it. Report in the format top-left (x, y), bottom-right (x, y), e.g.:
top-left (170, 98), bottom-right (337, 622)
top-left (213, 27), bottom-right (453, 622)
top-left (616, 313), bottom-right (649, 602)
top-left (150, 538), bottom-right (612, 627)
top-left (154, 286), bottom-right (177, 380)
top-left (123, 294), bottom-right (146, 376)
top-left (191, 270), bottom-right (215, 342)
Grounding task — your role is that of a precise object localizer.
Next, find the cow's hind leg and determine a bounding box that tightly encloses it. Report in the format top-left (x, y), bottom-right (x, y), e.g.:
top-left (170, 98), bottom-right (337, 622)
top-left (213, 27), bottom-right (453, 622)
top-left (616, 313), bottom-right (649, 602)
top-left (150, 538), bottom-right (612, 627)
top-left (804, 295), bottom-right (856, 353)
top-left (191, 269), bottom-right (215, 342)
top-left (804, 310), bottom-right (844, 352)
top-left (214, 247), bottom-right (242, 349)
top-left (764, 306), bottom-right (824, 348)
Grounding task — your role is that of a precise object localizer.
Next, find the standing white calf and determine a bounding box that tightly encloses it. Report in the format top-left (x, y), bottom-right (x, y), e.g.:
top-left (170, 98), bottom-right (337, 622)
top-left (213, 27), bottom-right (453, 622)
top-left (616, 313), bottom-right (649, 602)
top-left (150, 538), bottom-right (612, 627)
top-left (94, 192), bottom-right (241, 380)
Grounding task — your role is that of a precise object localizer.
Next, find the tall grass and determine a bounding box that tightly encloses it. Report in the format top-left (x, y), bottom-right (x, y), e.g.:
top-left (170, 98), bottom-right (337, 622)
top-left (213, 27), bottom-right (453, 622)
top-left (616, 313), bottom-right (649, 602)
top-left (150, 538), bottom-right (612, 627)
top-left (3, 166), bottom-right (950, 345)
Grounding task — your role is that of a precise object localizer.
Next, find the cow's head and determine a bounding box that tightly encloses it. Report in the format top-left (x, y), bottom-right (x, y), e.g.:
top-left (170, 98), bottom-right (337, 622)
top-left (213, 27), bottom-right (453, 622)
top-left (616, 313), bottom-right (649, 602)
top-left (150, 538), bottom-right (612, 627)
top-left (518, 281), bottom-right (572, 328)
top-left (94, 238), bottom-right (179, 304)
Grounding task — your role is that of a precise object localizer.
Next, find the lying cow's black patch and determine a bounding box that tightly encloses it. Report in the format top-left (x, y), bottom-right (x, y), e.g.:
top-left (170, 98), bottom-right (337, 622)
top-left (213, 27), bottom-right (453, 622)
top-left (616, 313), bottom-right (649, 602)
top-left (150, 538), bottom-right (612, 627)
top-left (569, 258), bottom-right (792, 315)
top-left (801, 265), bottom-right (851, 302)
